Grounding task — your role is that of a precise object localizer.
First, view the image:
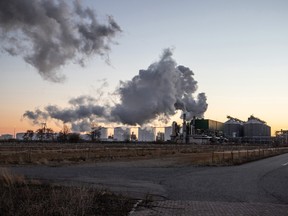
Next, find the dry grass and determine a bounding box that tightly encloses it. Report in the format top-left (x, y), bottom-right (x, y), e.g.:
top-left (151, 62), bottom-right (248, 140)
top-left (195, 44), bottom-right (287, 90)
top-left (174, 147), bottom-right (288, 166)
top-left (0, 144), bottom-right (184, 165)
top-left (0, 143), bottom-right (288, 166)
top-left (0, 168), bottom-right (135, 216)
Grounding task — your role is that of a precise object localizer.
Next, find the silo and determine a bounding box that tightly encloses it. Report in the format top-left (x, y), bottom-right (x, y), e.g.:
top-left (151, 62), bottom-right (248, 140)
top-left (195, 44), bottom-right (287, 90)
top-left (164, 126), bottom-right (172, 141)
top-left (243, 116), bottom-right (271, 138)
top-left (114, 127), bottom-right (131, 141)
top-left (138, 127), bottom-right (155, 142)
top-left (100, 127), bottom-right (108, 140)
top-left (224, 119), bottom-right (243, 138)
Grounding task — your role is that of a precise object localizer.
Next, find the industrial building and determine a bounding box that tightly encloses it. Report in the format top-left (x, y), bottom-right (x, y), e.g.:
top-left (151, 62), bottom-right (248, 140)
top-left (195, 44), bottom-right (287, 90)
top-left (194, 119), bottom-right (224, 137)
top-left (9, 114), bottom-right (271, 144)
top-left (275, 129), bottom-right (288, 145)
top-left (170, 114), bottom-right (224, 144)
top-left (0, 134), bottom-right (13, 140)
top-left (169, 114), bottom-right (271, 144)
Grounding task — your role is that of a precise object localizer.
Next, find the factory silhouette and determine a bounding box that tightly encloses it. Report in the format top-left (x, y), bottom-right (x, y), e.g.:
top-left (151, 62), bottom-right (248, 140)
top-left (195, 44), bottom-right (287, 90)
top-left (6, 114), bottom-right (278, 145)
top-left (170, 114), bottom-right (271, 144)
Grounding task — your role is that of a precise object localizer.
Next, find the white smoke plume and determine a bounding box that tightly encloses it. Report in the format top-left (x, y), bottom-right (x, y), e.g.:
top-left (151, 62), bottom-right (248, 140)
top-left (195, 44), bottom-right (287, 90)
top-left (23, 49), bottom-right (208, 131)
top-left (23, 95), bottom-right (108, 132)
top-left (0, 0), bottom-right (121, 82)
top-left (110, 49), bottom-right (208, 125)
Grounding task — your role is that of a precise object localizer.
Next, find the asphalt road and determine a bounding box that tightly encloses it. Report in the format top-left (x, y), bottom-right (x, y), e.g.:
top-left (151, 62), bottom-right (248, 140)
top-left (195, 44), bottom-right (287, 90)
top-left (6, 153), bottom-right (288, 204)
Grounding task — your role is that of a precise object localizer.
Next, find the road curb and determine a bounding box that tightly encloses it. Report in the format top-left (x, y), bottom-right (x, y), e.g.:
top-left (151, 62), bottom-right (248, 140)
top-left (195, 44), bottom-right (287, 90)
top-left (130, 200), bottom-right (288, 216)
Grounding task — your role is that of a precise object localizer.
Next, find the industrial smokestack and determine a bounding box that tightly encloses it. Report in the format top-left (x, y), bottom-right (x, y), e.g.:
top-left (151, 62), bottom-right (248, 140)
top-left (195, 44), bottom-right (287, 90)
top-left (182, 112), bottom-right (187, 143)
top-left (183, 113), bottom-right (187, 122)
top-left (190, 116), bottom-right (196, 136)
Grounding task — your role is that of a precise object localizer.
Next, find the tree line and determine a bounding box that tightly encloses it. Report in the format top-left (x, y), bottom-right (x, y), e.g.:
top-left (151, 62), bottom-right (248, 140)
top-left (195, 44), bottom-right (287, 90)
top-left (22, 125), bottom-right (104, 143)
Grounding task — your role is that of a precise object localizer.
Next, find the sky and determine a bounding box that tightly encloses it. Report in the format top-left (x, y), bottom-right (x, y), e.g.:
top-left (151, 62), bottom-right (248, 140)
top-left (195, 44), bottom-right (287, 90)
top-left (1, 0), bottom-right (288, 136)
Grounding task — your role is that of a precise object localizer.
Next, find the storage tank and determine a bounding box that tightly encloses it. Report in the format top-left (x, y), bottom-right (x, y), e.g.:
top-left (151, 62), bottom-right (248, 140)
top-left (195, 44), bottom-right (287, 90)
top-left (114, 127), bottom-right (131, 141)
top-left (100, 127), bottom-right (108, 140)
top-left (138, 127), bottom-right (156, 142)
top-left (164, 126), bottom-right (172, 141)
top-left (224, 118), bottom-right (243, 138)
top-left (243, 116), bottom-right (271, 137)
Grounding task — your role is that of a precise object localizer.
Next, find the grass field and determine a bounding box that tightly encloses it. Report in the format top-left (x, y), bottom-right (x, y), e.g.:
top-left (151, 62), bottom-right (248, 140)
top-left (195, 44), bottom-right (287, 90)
top-left (0, 142), bottom-right (288, 166)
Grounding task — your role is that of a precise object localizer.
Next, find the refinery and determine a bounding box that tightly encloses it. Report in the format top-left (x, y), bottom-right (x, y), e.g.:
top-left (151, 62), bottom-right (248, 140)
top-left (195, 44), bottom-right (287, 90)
top-left (1, 114), bottom-right (284, 145)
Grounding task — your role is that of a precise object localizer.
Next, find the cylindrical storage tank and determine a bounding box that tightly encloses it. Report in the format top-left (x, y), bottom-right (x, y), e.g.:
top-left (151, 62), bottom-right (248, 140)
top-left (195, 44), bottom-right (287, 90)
top-left (224, 119), bottom-right (243, 138)
top-left (138, 127), bottom-right (156, 142)
top-left (263, 124), bottom-right (271, 137)
top-left (164, 126), bottom-right (172, 141)
top-left (243, 117), bottom-right (270, 137)
top-left (100, 127), bottom-right (108, 140)
top-left (114, 127), bottom-right (131, 141)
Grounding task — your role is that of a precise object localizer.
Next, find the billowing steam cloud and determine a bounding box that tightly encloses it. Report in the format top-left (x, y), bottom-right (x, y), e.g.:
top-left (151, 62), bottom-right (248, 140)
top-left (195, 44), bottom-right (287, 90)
top-left (0, 0), bottom-right (121, 82)
top-left (23, 49), bottom-right (208, 131)
top-left (23, 95), bottom-right (108, 132)
top-left (110, 49), bottom-right (207, 124)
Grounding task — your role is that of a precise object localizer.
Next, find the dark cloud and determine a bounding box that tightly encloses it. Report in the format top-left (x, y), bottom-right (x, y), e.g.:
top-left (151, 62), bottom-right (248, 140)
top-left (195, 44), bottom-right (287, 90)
top-left (23, 109), bottom-right (49, 125)
top-left (0, 0), bottom-right (121, 82)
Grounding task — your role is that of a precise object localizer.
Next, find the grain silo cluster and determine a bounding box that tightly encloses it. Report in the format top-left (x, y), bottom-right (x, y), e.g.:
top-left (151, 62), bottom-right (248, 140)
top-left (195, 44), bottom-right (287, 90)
top-left (224, 115), bottom-right (271, 143)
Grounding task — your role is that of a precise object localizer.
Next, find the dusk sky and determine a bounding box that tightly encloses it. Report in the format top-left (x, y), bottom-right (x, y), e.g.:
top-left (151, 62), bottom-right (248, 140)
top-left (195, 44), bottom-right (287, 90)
top-left (1, 0), bottom-right (288, 135)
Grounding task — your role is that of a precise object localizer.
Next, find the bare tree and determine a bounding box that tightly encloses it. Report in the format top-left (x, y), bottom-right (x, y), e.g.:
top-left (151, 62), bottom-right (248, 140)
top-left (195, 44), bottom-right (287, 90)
top-left (45, 128), bottom-right (54, 141)
top-left (68, 133), bottom-right (80, 143)
top-left (90, 125), bottom-right (102, 141)
top-left (35, 123), bottom-right (54, 141)
top-left (23, 130), bottom-right (34, 141)
top-left (57, 125), bottom-right (70, 142)
top-left (36, 128), bottom-right (45, 141)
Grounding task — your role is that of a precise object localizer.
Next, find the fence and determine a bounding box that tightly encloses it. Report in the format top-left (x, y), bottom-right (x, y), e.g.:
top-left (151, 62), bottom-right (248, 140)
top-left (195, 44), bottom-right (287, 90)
top-left (210, 147), bottom-right (288, 165)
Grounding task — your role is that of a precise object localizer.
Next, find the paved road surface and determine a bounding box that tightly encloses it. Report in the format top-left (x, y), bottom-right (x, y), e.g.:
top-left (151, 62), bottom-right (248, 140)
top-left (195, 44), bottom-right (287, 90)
top-left (6, 153), bottom-right (288, 204)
